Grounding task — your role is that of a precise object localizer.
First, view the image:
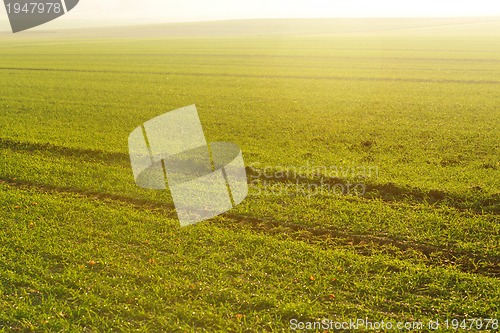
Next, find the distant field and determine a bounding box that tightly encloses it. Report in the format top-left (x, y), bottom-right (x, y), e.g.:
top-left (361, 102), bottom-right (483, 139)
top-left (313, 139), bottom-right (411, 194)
top-left (0, 19), bottom-right (499, 331)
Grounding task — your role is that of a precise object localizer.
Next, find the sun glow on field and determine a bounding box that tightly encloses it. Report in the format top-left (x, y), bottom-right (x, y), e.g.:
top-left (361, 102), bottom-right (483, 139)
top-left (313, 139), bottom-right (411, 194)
top-left (74, 0), bottom-right (500, 21)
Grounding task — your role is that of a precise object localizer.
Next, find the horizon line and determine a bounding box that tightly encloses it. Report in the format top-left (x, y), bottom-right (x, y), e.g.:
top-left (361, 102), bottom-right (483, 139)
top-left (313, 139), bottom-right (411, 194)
top-left (1, 16), bottom-right (499, 34)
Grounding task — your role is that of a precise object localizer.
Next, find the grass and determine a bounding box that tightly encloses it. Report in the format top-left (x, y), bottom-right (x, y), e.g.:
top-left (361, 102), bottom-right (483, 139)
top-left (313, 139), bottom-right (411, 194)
top-left (0, 18), bottom-right (499, 331)
top-left (1, 184), bottom-right (499, 331)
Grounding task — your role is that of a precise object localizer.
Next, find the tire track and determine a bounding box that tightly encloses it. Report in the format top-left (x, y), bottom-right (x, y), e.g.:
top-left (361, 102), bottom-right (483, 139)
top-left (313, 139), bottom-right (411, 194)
top-left (0, 137), bottom-right (129, 166)
top-left (245, 166), bottom-right (500, 216)
top-left (34, 52), bottom-right (500, 61)
top-left (1, 137), bottom-right (498, 215)
top-left (1, 176), bottom-right (499, 277)
top-left (0, 66), bottom-right (499, 85)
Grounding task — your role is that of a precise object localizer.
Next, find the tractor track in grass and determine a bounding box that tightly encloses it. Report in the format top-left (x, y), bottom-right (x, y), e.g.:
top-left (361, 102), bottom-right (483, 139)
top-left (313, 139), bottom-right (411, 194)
top-left (1, 137), bottom-right (499, 216)
top-left (0, 67), bottom-right (499, 85)
top-left (0, 138), bottom-right (129, 166)
top-left (1, 176), bottom-right (499, 278)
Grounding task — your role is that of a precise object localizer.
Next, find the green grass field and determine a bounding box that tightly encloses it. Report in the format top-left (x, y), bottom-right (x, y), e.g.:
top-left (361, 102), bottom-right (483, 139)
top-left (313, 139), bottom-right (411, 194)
top-left (0, 19), bottom-right (499, 331)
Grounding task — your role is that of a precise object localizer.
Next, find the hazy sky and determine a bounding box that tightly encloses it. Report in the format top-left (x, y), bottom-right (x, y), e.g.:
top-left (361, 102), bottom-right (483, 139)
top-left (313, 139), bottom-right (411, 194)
top-left (74, 0), bottom-right (500, 21)
top-left (2, 0), bottom-right (500, 29)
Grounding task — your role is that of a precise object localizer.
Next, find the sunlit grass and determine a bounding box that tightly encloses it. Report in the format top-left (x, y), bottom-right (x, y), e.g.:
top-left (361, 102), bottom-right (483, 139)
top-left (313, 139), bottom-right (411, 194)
top-left (0, 23), bottom-right (499, 330)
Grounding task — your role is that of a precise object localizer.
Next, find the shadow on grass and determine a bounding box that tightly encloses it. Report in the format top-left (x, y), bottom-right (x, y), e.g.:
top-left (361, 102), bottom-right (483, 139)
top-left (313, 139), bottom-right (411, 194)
top-left (245, 166), bottom-right (500, 215)
top-left (1, 175), bottom-right (499, 278)
top-left (1, 137), bottom-right (498, 215)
